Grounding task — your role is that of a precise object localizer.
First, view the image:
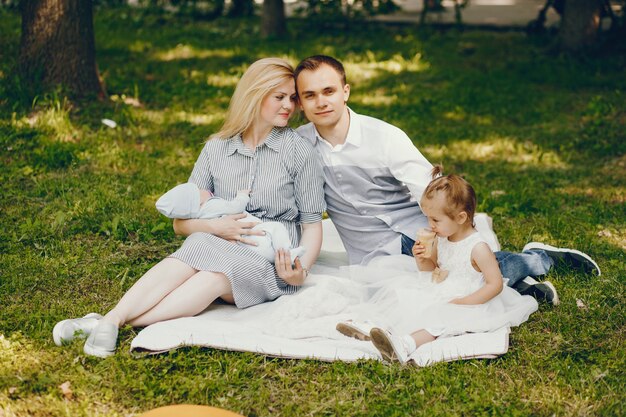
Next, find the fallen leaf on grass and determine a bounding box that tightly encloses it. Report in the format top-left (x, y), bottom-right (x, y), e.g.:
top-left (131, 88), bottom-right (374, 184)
top-left (576, 299), bottom-right (588, 310)
top-left (59, 381), bottom-right (73, 400)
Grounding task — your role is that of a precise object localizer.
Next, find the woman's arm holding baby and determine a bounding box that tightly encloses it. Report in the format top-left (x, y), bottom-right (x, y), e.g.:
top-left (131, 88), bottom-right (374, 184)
top-left (275, 221), bottom-right (322, 286)
top-left (450, 242), bottom-right (504, 305)
top-left (173, 215), bottom-right (264, 245)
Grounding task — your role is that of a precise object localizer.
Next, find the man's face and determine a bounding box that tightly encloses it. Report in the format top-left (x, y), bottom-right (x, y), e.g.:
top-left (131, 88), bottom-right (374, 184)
top-left (296, 64), bottom-right (350, 128)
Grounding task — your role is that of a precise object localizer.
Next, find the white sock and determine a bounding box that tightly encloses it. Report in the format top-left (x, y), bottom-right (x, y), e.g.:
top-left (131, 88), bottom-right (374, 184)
top-left (402, 334), bottom-right (417, 354)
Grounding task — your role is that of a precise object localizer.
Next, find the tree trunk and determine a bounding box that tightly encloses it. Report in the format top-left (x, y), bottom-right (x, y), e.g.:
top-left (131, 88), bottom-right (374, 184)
top-left (558, 0), bottom-right (602, 52)
top-left (228, 0), bottom-right (254, 17)
top-left (261, 0), bottom-right (286, 38)
top-left (19, 0), bottom-right (105, 98)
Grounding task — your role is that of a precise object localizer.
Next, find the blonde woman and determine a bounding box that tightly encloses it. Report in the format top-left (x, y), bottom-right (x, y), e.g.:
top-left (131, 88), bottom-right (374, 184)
top-left (53, 58), bottom-right (326, 357)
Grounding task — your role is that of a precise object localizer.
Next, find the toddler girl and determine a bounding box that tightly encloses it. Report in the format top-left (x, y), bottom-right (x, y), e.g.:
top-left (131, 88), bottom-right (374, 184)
top-left (365, 168), bottom-right (538, 363)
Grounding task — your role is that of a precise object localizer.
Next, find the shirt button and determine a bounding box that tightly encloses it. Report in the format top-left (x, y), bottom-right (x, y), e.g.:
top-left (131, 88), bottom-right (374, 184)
top-left (394, 226), bottom-right (399, 231)
top-left (362, 210), bottom-right (367, 214)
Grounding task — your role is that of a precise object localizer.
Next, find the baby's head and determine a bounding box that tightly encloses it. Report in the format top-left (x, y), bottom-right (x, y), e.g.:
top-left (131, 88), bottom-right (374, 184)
top-left (420, 166), bottom-right (477, 236)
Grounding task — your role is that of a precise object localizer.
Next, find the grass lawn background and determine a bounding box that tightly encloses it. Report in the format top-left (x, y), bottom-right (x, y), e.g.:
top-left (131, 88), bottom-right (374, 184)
top-left (1, 7), bottom-right (625, 416)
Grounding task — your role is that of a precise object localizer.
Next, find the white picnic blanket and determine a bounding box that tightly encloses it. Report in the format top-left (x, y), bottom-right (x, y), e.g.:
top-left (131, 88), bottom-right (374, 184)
top-left (130, 216), bottom-right (533, 366)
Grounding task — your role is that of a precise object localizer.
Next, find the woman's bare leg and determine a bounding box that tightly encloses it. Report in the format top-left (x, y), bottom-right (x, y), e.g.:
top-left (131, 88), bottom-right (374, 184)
top-left (128, 271), bottom-right (232, 327)
top-left (102, 258), bottom-right (197, 327)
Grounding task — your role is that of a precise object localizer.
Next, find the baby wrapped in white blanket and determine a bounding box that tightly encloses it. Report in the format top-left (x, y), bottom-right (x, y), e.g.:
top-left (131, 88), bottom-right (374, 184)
top-left (156, 182), bottom-right (305, 263)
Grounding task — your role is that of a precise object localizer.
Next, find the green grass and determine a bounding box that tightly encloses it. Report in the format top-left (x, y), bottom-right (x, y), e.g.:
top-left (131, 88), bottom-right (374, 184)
top-left (1, 7), bottom-right (625, 416)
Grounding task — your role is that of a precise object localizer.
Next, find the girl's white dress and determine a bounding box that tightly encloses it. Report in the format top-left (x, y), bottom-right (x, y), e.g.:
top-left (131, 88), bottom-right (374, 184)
top-left (343, 232), bottom-right (538, 337)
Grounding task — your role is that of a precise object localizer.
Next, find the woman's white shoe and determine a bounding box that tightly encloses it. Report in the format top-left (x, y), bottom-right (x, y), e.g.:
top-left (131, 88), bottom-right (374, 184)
top-left (52, 313), bottom-right (103, 346)
top-left (83, 321), bottom-right (119, 358)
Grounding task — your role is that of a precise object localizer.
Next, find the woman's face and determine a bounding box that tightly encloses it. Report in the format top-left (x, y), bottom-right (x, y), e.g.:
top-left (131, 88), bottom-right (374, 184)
top-left (258, 78), bottom-right (297, 130)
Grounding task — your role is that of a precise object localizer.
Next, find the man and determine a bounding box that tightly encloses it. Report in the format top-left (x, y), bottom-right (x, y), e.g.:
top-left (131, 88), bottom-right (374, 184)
top-left (294, 55), bottom-right (600, 304)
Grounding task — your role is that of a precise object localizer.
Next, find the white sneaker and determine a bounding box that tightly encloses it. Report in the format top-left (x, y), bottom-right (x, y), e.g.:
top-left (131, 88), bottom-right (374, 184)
top-left (336, 320), bottom-right (378, 341)
top-left (83, 321), bottom-right (118, 358)
top-left (52, 313), bottom-right (103, 346)
top-left (369, 328), bottom-right (410, 364)
top-left (523, 242), bottom-right (601, 276)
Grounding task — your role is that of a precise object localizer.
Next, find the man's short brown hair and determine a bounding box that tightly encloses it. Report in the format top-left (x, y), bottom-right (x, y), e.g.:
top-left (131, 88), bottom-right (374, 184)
top-left (295, 55), bottom-right (347, 86)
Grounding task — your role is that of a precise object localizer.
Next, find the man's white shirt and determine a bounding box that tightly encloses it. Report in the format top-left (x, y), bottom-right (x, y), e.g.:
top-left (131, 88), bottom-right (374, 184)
top-left (297, 108), bottom-right (433, 265)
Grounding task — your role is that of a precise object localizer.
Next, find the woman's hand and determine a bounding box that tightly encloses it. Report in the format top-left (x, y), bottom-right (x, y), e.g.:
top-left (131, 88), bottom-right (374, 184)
top-left (174, 214), bottom-right (265, 245)
top-left (275, 249), bottom-right (307, 286)
top-left (212, 214), bottom-right (264, 245)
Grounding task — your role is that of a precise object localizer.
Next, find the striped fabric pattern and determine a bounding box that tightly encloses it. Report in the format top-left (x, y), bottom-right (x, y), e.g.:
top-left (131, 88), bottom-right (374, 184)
top-left (170, 127), bottom-right (325, 308)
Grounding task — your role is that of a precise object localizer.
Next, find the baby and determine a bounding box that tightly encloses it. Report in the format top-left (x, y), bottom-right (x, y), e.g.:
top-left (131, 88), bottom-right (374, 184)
top-left (156, 182), bottom-right (305, 264)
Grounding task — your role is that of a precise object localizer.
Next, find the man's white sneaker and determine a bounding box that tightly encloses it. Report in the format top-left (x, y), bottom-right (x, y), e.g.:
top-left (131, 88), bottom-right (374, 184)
top-left (522, 242), bottom-right (601, 275)
top-left (52, 313), bottom-right (103, 346)
top-left (83, 321), bottom-right (118, 358)
top-left (336, 320), bottom-right (378, 341)
top-left (369, 328), bottom-right (410, 364)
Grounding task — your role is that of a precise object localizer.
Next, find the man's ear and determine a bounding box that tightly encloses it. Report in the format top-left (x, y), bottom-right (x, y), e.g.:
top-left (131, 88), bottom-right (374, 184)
top-left (456, 211), bottom-right (468, 225)
top-left (343, 83), bottom-right (350, 103)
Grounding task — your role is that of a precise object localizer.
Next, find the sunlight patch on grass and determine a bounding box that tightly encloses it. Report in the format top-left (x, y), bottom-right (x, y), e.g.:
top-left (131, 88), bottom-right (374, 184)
top-left (174, 110), bottom-right (223, 126)
top-left (13, 99), bottom-right (78, 142)
top-left (424, 136), bottom-right (568, 168)
top-left (80, 142), bottom-right (130, 174)
top-left (443, 107), bottom-right (493, 125)
top-left (1, 397), bottom-right (129, 417)
top-left (154, 44), bottom-right (235, 62)
top-left (353, 88), bottom-right (397, 106)
top-left (0, 333), bottom-right (44, 375)
top-left (128, 40), bottom-right (153, 53)
top-left (206, 73), bottom-right (240, 88)
top-left (558, 185), bottom-right (626, 204)
top-left (139, 108), bottom-right (224, 127)
top-left (600, 154), bottom-right (626, 182)
top-left (346, 53), bottom-right (429, 84)
top-left (0, 334), bottom-right (130, 415)
top-left (597, 227), bottom-right (626, 251)
top-left (525, 382), bottom-right (599, 416)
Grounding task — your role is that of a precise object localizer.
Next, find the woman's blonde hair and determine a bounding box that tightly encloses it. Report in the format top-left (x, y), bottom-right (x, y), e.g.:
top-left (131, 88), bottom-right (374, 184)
top-left (212, 57), bottom-right (294, 140)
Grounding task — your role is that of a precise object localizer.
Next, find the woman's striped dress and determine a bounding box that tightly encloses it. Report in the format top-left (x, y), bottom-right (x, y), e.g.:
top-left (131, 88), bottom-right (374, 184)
top-left (169, 127), bottom-right (325, 308)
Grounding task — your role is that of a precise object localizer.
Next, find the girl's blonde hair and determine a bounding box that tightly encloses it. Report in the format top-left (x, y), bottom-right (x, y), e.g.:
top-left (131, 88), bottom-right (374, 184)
top-left (422, 165), bottom-right (476, 225)
top-left (212, 57), bottom-right (294, 140)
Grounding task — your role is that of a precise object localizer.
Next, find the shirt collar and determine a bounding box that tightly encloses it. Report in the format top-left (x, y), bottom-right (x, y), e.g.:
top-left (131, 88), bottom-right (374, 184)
top-left (226, 128), bottom-right (282, 156)
top-left (344, 108), bottom-right (362, 148)
top-left (314, 107), bottom-right (362, 149)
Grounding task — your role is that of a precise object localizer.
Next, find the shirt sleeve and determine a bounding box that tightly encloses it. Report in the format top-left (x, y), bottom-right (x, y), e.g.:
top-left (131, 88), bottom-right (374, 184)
top-left (385, 130), bottom-right (433, 202)
top-left (293, 140), bottom-right (326, 224)
top-left (188, 141), bottom-right (215, 193)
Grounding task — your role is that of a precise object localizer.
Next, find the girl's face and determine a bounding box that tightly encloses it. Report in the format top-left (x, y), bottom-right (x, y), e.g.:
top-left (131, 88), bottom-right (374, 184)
top-left (420, 192), bottom-right (466, 238)
top-left (258, 78), bottom-right (297, 130)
